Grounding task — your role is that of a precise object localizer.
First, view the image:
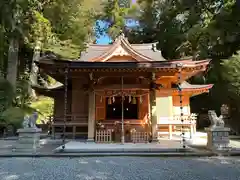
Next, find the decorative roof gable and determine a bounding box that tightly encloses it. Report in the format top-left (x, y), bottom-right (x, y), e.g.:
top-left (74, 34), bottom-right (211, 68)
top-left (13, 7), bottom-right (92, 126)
top-left (79, 34), bottom-right (166, 62)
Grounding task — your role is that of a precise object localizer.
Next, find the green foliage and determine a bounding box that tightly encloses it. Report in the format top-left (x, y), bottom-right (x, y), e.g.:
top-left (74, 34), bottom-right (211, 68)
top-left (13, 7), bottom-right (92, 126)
top-left (0, 0), bottom-right (102, 129)
top-left (47, 76), bottom-right (57, 85)
top-left (99, 0), bottom-right (132, 40)
top-left (1, 107), bottom-right (25, 129)
top-left (0, 25), bottom-right (8, 73)
top-left (44, 40), bottom-right (81, 59)
top-left (14, 78), bottom-right (35, 113)
top-left (30, 96), bottom-right (53, 124)
top-left (0, 77), bottom-right (36, 128)
top-left (0, 77), bottom-right (14, 114)
top-left (122, 0), bottom-right (240, 60)
top-left (0, 0), bottom-right (101, 80)
top-left (43, 0), bottom-right (99, 51)
top-left (222, 52), bottom-right (240, 95)
top-left (128, 0), bottom-right (187, 58)
top-left (26, 10), bottom-right (53, 48)
top-left (0, 0), bottom-right (44, 40)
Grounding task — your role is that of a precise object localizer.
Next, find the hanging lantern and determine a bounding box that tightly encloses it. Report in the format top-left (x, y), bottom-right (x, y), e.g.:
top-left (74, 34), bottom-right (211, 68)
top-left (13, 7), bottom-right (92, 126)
top-left (112, 96), bottom-right (115, 103)
top-left (140, 96), bottom-right (143, 104)
top-left (132, 96), bottom-right (136, 104)
top-left (108, 97), bottom-right (112, 105)
top-left (128, 95), bottom-right (131, 103)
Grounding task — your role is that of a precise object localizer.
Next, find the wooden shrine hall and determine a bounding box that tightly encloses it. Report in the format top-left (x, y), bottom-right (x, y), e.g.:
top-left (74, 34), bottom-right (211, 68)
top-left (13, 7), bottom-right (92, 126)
top-left (34, 34), bottom-right (213, 143)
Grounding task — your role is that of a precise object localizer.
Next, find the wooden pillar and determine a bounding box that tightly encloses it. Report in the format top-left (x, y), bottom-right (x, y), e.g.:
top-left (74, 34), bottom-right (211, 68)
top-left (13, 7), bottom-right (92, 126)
top-left (190, 124), bottom-right (193, 139)
top-left (87, 91), bottom-right (95, 142)
top-left (52, 126), bottom-right (55, 139)
top-left (150, 90), bottom-right (158, 141)
top-left (193, 124), bottom-right (196, 134)
top-left (169, 125), bottom-right (173, 140)
top-left (73, 126), bottom-right (76, 139)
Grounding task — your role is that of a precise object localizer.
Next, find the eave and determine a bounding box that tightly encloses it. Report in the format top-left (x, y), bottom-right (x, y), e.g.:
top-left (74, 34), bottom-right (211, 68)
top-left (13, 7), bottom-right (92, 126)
top-left (32, 83), bottom-right (64, 97)
top-left (37, 58), bottom-right (210, 71)
top-left (159, 84), bottom-right (214, 96)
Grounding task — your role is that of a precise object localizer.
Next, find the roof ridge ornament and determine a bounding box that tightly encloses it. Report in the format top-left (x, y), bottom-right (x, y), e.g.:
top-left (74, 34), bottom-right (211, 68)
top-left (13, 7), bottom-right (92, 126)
top-left (114, 30), bottom-right (126, 41)
top-left (151, 43), bottom-right (157, 52)
top-left (120, 30), bottom-right (125, 38)
top-left (176, 63), bottom-right (183, 68)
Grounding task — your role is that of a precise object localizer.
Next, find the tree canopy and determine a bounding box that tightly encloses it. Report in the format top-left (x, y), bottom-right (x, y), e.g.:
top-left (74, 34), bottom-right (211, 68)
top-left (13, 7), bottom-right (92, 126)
top-left (0, 0), bottom-right (103, 128)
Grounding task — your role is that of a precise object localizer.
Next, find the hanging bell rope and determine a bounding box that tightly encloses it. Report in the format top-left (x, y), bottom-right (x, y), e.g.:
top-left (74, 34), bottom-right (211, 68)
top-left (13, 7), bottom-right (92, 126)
top-left (132, 96), bottom-right (136, 104)
top-left (128, 95), bottom-right (131, 103)
top-left (177, 63), bottom-right (185, 149)
top-left (62, 66), bottom-right (69, 150)
top-left (108, 97), bottom-right (112, 105)
top-left (140, 96), bottom-right (143, 104)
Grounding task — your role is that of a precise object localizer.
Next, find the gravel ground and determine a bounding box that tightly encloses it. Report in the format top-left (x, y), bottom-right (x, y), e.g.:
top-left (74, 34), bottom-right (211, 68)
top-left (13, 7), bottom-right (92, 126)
top-left (0, 157), bottom-right (239, 180)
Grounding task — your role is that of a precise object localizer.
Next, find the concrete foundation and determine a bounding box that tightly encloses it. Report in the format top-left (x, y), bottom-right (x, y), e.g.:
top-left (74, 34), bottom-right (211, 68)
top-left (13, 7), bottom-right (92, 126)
top-left (205, 127), bottom-right (230, 151)
top-left (14, 128), bottom-right (42, 152)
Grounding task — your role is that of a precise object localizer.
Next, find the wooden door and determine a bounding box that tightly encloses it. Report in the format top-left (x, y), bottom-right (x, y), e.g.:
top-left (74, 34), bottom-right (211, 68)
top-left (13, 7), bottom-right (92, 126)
top-left (95, 95), bottom-right (106, 120)
top-left (138, 94), bottom-right (149, 121)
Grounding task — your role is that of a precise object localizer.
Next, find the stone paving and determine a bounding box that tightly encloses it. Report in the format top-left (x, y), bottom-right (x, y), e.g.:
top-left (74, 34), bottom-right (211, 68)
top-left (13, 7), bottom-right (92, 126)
top-left (54, 139), bottom-right (188, 153)
top-left (0, 157), bottom-right (239, 180)
top-left (0, 139), bottom-right (63, 154)
top-left (0, 133), bottom-right (239, 155)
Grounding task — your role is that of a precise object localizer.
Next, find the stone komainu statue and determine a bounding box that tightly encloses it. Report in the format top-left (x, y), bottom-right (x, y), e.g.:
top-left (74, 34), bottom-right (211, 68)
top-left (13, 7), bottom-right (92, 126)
top-left (208, 110), bottom-right (225, 128)
top-left (22, 116), bottom-right (30, 128)
top-left (30, 112), bottom-right (38, 128)
top-left (22, 112), bottom-right (38, 128)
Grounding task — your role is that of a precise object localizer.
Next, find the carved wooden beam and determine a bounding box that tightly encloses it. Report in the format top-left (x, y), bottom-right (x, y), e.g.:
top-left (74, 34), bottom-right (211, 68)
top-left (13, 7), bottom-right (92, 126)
top-left (94, 84), bottom-right (149, 90)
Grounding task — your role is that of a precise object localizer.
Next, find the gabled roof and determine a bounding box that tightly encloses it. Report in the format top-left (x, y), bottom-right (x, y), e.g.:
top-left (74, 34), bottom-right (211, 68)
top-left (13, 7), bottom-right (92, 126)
top-left (78, 34), bottom-right (166, 62)
top-left (37, 34), bottom-right (211, 74)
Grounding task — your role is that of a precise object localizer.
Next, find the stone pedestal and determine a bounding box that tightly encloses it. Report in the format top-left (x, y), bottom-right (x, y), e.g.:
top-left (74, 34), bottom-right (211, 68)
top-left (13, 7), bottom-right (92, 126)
top-left (14, 128), bottom-right (42, 152)
top-left (205, 127), bottom-right (230, 151)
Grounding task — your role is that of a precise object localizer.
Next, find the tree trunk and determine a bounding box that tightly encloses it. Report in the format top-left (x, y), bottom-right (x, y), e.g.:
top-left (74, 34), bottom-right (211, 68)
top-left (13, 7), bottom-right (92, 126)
top-left (30, 41), bottom-right (41, 85)
top-left (6, 38), bottom-right (19, 91)
top-left (192, 50), bottom-right (197, 61)
top-left (29, 41), bottom-right (41, 98)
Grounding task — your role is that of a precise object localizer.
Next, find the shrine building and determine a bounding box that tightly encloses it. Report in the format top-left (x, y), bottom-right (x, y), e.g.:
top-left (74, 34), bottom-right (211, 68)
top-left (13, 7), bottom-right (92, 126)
top-left (34, 34), bottom-right (213, 143)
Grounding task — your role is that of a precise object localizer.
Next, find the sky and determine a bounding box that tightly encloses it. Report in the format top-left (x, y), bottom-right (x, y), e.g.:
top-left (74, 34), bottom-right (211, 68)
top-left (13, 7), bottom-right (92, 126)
top-left (96, 0), bottom-right (137, 45)
top-left (96, 19), bottom-right (138, 44)
top-left (95, 20), bottom-right (112, 45)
